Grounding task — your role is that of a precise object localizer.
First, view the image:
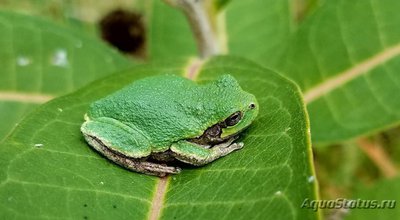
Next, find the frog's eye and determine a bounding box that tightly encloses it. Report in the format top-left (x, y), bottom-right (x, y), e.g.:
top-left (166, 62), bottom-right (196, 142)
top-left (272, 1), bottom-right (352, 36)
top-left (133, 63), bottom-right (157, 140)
top-left (225, 111), bottom-right (242, 126)
top-left (249, 103), bottom-right (256, 109)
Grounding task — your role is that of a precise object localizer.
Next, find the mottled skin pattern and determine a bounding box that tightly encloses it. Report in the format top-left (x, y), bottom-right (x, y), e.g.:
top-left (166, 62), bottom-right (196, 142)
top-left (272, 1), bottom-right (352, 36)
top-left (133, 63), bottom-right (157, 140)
top-left (81, 74), bottom-right (258, 176)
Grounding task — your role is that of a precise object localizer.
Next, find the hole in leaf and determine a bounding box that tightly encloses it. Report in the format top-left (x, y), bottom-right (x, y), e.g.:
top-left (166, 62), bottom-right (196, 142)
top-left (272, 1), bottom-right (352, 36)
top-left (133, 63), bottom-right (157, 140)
top-left (99, 9), bottom-right (146, 58)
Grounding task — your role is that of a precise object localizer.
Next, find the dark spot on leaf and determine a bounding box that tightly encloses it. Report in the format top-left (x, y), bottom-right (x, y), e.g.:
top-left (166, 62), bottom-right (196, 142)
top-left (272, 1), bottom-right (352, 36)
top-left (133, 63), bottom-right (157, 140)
top-left (113, 205), bottom-right (117, 209)
top-left (83, 204), bottom-right (87, 207)
top-left (99, 9), bottom-right (146, 58)
top-left (83, 216), bottom-right (88, 220)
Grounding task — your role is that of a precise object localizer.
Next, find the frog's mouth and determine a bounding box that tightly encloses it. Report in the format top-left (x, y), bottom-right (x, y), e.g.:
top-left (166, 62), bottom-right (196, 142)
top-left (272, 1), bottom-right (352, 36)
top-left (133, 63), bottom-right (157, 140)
top-left (188, 122), bottom-right (240, 146)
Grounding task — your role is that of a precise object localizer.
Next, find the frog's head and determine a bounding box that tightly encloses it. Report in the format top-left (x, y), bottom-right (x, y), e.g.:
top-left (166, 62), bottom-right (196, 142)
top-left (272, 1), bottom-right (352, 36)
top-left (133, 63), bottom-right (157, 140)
top-left (215, 75), bottom-right (259, 140)
top-left (190, 74), bottom-right (258, 145)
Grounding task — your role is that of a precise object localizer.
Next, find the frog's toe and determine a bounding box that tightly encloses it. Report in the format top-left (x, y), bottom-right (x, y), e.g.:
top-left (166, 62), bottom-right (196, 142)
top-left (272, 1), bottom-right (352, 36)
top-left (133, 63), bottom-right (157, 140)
top-left (229, 142), bottom-right (244, 151)
top-left (219, 142), bottom-right (244, 154)
top-left (134, 161), bottom-right (181, 177)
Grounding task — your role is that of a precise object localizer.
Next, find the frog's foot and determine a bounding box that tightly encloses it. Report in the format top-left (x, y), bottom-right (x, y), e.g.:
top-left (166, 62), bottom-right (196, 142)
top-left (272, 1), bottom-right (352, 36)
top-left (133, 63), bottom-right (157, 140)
top-left (213, 137), bottom-right (244, 155)
top-left (170, 137), bottom-right (244, 166)
top-left (115, 157), bottom-right (181, 177)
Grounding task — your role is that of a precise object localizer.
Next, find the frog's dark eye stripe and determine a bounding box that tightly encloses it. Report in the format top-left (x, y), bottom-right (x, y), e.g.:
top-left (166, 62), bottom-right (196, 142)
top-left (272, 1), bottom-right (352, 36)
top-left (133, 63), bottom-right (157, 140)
top-left (225, 111), bottom-right (242, 126)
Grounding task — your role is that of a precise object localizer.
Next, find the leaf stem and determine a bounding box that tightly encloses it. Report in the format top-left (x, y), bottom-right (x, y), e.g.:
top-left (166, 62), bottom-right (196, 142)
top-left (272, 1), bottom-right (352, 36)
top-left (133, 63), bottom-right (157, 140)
top-left (356, 138), bottom-right (397, 178)
top-left (164, 0), bottom-right (220, 58)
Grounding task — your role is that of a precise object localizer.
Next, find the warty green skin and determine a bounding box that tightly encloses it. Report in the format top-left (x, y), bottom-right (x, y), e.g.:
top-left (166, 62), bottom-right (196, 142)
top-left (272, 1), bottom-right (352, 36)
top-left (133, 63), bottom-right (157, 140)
top-left (81, 74), bottom-right (258, 176)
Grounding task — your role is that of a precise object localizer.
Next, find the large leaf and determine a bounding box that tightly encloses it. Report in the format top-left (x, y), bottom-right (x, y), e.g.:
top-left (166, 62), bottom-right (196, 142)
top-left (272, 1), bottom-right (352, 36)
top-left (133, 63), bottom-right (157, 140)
top-left (0, 11), bottom-right (132, 141)
top-left (224, 0), bottom-right (294, 67)
top-left (147, 0), bottom-right (197, 60)
top-left (278, 0), bottom-right (400, 143)
top-left (0, 56), bottom-right (318, 219)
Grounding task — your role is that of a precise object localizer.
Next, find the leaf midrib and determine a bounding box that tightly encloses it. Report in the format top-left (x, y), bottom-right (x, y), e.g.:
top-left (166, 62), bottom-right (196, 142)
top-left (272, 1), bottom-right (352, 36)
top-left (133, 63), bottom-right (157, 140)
top-left (148, 177), bottom-right (169, 220)
top-left (304, 42), bottom-right (400, 104)
top-left (0, 91), bottom-right (54, 103)
top-left (147, 58), bottom-right (205, 220)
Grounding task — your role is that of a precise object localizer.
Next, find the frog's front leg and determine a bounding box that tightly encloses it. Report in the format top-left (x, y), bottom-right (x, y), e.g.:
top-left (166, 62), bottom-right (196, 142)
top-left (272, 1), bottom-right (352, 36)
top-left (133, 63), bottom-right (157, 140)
top-left (170, 137), bottom-right (244, 166)
top-left (81, 117), bottom-right (180, 177)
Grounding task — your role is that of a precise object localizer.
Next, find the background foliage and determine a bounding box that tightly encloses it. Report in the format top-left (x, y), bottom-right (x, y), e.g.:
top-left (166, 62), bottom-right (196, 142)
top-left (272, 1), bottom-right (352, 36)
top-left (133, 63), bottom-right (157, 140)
top-left (0, 0), bottom-right (399, 219)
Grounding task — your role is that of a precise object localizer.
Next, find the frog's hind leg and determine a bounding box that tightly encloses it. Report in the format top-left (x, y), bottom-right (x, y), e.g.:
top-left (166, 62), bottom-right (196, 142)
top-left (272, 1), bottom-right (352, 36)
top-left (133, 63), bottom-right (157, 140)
top-left (170, 137), bottom-right (244, 166)
top-left (81, 118), bottom-right (180, 177)
top-left (85, 135), bottom-right (181, 177)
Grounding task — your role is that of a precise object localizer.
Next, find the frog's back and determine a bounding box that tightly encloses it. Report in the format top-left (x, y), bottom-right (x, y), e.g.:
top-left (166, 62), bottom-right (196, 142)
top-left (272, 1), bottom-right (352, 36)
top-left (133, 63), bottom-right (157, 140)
top-left (88, 75), bottom-right (207, 146)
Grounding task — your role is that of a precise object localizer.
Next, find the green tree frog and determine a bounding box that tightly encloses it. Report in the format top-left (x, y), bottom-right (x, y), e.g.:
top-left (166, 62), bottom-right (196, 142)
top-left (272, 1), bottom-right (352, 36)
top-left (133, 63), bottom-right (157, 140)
top-left (81, 74), bottom-right (258, 177)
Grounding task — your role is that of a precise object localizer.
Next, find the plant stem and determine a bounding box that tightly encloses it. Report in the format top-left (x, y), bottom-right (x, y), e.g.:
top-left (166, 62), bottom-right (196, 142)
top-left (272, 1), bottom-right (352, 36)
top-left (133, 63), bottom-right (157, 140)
top-left (356, 138), bottom-right (397, 178)
top-left (164, 0), bottom-right (220, 58)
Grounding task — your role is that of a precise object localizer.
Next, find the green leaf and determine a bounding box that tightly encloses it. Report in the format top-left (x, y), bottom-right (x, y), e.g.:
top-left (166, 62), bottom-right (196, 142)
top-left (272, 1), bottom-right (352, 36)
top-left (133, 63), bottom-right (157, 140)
top-left (0, 56), bottom-right (318, 219)
top-left (224, 0), bottom-right (294, 67)
top-left (345, 177), bottom-right (399, 220)
top-left (148, 0), bottom-right (197, 60)
top-left (0, 11), bottom-right (132, 141)
top-left (278, 0), bottom-right (400, 143)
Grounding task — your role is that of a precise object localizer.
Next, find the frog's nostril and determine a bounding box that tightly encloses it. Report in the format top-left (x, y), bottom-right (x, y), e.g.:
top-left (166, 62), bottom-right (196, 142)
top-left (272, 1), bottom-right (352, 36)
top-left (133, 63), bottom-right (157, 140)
top-left (249, 103), bottom-right (256, 109)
